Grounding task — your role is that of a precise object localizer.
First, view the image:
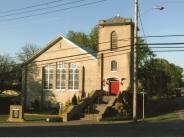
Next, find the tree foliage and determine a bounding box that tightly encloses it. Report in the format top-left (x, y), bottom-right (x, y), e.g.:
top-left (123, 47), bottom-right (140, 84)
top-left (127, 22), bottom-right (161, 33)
top-left (137, 38), bottom-right (155, 68)
top-left (0, 43), bottom-right (40, 93)
top-left (67, 26), bottom-right (98, 51)
top-left (138, 51), bottom-right (183, 96)
top-left (0, 55), bottom-right (21, 92)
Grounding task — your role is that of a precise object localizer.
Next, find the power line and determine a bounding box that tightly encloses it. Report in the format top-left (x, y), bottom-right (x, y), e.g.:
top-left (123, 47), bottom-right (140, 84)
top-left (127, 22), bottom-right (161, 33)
top-left (12, 48), bottom-right (184, 68)
top-left (0, 0), bottom-right (66, 14)
top-left (141, 42), bottom-right (184, 46)
top-left (7, 44), bottom-right (184, 67)
top-left (0, 0), bottom-right (108, 22)
top-left (0, 0), bottom-right (87, 18)
top-left (25, 42), bottom-right (184, 65)
top-left (42, 42), bottom-right (184, 55)
top-left (6, 34), bottom-right (184, 61)
top-left (8, 40), bottom-right (184, 62)
top-left (138, 8), bottom-right (147, 43)
top-left (25, 44), bottom-right (132, 64)
top-left (153, 49), bottom-right (184, 53)
top-left (158, 0), bottom-right (184, 4)
top-left (25, 48), bottom-right (132, 68)
top-left (149, 46), bottom-right (184, 48)
top-left (142, 34), bottom-right (184, 38)
top-left (36, 48), bottom-right (184, 68)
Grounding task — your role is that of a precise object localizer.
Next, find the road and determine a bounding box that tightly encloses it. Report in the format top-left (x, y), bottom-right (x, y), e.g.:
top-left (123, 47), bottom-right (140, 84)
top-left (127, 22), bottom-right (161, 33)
top-left (1, 119), bottom-right (184, 137)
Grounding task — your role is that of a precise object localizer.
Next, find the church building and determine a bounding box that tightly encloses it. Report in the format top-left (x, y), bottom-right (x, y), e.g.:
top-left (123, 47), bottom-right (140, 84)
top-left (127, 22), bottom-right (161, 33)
top-left (22, 16), bottom-right (134, 110)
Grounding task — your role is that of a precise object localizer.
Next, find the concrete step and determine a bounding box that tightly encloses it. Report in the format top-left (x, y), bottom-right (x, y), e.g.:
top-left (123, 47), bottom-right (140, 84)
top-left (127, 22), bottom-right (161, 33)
top-left (103, 95), bottom-right (117, 105)
top-left (96, 104), bottom-right (108, 112)
top-left (79, 94), bottom-right (118, 121)
top-left (102, 95), bottom-right (116, 102)
top-left (80, 114), bottom-right (100, 121)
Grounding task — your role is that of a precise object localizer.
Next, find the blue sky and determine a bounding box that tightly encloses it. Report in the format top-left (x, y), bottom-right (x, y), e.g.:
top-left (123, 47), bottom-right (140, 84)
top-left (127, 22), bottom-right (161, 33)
top-left (0, 0), bottom-right (184, 68)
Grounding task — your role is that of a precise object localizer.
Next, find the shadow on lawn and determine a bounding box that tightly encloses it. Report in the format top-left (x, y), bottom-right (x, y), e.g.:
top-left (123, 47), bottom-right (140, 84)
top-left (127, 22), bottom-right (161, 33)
top-left (25, 118), bottom-right (46, 122)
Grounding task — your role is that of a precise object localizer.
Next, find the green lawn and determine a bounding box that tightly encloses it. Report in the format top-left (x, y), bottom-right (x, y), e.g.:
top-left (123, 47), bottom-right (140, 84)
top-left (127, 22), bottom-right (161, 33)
top-left (145, 112), bottom-right (179, 121)
top-left (0, 112), bottom-right (180, 124)
top-left (0, 114), bottom-right (60, 123)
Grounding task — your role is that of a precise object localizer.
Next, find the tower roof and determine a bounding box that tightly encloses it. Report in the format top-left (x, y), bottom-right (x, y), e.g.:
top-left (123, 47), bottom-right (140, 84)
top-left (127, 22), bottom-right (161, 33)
top-left (99, 16), bottom-right (132, 26)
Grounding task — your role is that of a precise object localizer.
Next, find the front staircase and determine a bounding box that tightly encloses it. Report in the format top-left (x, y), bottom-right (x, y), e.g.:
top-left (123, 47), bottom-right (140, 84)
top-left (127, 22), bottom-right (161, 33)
top-left (64, 90), bottom-right (118, 122)
top-left (79, 92), bottom-right (118, 121)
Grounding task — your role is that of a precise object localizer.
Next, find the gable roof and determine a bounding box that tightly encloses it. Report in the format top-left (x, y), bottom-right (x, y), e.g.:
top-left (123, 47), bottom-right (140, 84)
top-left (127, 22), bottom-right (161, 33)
top-left (22, 35), bottom-right (97, 66)
top-left (99, 16), bottom-right (132, 26)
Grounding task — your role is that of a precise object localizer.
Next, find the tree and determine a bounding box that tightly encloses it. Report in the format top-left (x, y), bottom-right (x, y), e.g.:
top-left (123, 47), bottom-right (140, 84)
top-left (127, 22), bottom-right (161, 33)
top-left (137, 38), bottom-right (155, 68)
top-left (17, 43), bottom-right (40, 63)
top-left (88, 26), bottom-right (98, 51)
top-left (139, 58), bottom-right (183, 96)
top-left (0, 55), bottom-right (20, 92)
top-left (67, 26), bottom-right (98, 51)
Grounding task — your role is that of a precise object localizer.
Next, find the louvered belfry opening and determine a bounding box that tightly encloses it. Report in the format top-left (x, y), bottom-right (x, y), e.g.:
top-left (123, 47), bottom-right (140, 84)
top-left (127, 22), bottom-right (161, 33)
top-left (111, 31), bottom-right (118, 50)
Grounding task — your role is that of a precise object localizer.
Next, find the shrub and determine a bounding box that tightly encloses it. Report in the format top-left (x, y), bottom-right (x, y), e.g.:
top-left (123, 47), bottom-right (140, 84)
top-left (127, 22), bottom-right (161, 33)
top-left (145, 96), bottom-right (177, 117)
top-left (72, 95), bottom-right (78, 105)
top-left (31, 99), bottom-right (40, 112)
top-left (115, 90), bottom-right (145, 118)
top-left (117, 90), bottom-right (133, 116)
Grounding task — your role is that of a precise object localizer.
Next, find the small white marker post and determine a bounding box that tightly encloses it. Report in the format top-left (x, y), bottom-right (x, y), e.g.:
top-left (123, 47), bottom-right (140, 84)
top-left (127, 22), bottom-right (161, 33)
top-left (140, 89), bottom-right (146, 121)
top-left (142, 89), bottom-right (145, 120)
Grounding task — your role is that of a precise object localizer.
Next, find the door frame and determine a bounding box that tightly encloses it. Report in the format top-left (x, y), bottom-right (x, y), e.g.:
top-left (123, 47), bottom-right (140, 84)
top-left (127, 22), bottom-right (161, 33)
top-left (108, 77), bottom-right (120, 95)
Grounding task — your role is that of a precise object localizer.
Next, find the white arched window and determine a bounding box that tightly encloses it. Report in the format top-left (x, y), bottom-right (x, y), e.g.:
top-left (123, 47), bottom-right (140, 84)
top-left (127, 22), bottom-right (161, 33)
top-left (111, 31), bottom-right (118, 50)
top-left (68, 64), bottom-right (79, 90)
top-left (111, 60), bottom-right (117, 71)
top-left (56, 62), bottom-right (67, 90)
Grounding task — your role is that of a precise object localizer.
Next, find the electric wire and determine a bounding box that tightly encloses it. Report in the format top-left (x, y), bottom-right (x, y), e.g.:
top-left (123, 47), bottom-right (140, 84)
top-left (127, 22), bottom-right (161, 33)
top-left (138, 8), bottom-right (147, 43)
top-left (0, 0), bottom-right (67, 14)
top-left (0, 0), bottom-right (88, 18)
top-left (0, 0), bottom-right (108, 22)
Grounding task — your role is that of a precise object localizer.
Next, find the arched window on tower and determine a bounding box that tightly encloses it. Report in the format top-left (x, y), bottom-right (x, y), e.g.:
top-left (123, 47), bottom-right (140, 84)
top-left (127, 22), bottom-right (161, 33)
top-left (111, 31), bottom-right (118, 50)
top-left (111, 60), bottom-right (117, 71)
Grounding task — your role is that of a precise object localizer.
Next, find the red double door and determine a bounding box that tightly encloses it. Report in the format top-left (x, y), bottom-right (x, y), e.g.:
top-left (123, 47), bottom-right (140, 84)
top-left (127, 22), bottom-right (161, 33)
top-left (109, 81), bottom-right (120, 95)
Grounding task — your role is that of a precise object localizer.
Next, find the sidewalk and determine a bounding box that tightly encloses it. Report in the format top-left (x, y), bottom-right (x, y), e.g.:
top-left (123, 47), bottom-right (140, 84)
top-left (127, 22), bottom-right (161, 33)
top-left (0, 119), bottom-right (132, 127)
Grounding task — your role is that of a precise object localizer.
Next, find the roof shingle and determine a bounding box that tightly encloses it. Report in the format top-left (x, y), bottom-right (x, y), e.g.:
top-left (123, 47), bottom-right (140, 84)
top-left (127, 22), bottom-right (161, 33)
top-left (99, 16), bottom-right (132, 26)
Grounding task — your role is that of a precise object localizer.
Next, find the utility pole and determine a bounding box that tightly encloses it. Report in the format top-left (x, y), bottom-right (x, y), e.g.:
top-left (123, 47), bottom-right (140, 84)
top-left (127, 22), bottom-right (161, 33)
top-left (133, 0), bottom-right (138, 122)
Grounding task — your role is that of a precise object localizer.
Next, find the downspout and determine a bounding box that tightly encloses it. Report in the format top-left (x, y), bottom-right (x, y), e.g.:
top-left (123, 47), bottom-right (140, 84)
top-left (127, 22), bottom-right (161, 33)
top-left (101, 53), bottom-right (104, 91)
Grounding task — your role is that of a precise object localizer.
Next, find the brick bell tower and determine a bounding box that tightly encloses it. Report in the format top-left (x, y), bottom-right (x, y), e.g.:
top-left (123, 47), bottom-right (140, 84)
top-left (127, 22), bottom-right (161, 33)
top-left (97, 15), bottom-right (134, 94)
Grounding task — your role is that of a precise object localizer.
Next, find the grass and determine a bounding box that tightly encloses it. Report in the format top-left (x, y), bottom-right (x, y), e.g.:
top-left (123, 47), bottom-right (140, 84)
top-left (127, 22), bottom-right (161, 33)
top-left (145, 112), bottom-right (179, 121)
top-left (0, 112), bottom-right (180, 124)
top-left (0, 115), bottom-right (9, 123)
top-left (102, 112), bottom-right (180, 122)
top-left (0, 114), bottom-right (61, 123)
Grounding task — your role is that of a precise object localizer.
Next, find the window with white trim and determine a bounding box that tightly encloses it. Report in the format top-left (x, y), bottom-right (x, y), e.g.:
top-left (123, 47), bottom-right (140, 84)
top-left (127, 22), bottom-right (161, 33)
top-left (68, 64), bottom-right (79, 90)
top-left (43, 64), bottom-right (53, 90)
top-left (56, 62), bottom-right (67, 90)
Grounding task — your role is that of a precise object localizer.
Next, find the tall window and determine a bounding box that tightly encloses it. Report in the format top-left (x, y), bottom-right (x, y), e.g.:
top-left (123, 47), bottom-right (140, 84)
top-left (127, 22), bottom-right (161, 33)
top-left (111, 31), bottom-right (118, 50)
top-left (43, 64), bottom-right (53, 89)
top-left (56, 63), bottom-right (67, 90)
top-left (111, 60), bottom-right (117, 71)
top-left (68, 64), bottom-right (79, 90)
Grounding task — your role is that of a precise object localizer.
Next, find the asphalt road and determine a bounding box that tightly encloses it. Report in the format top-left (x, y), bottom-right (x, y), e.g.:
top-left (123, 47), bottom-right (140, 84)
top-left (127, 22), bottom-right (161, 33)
top-left (1, 120), bottom-right (184, 137)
